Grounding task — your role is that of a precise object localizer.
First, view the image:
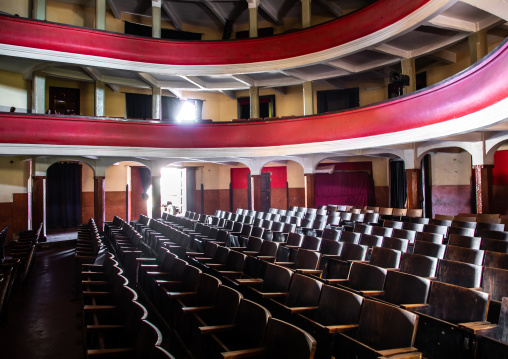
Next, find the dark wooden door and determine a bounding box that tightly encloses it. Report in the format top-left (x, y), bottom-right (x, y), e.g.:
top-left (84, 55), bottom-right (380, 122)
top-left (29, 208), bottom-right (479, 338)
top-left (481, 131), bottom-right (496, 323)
top-left (260, 172), bottom-right (271, 213)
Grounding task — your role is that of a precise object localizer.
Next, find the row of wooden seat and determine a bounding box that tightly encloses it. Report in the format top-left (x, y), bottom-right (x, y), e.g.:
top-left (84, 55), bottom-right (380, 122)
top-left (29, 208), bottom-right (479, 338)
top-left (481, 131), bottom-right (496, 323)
top-left (8, 222), bottom-right (42, 285)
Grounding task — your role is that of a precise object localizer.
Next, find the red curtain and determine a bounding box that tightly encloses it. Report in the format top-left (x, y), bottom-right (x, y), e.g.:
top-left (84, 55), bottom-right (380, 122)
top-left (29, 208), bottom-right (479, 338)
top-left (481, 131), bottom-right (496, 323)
top-left (315, 171), bottom-right (375, 207)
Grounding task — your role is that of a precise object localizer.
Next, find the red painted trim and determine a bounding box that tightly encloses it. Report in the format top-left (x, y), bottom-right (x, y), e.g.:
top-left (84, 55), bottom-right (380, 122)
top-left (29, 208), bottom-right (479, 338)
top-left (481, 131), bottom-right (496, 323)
top-left (0, 0), bottom-right (430, 65)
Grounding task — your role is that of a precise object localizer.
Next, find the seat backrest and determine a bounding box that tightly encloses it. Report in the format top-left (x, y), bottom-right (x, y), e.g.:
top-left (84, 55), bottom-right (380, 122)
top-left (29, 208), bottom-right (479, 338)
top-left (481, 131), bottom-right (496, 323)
top-left (301, 235), bottom-right (321, 250)
top-left (286, 232), bottom-right (304, 246)
top-left (210, 285), bottom-right (243, 325)
top-left (322, 228), bottom-right (341, 241)
top-left (402, 222), bottom-right (425, 232)
top-left (262, 263), bottom-right (293, 293)
top-left (414, 240), bottom-right (446, 259)
top-left (391, 228), bottom-right (416, 243)
top-left (392, 208), bottom-right (407, 217)
top-left (313, 284), bottom-right (363, 326)
top-left (327, 214), bottom-right (341, 226)
top-left (246, 236), bottom-right (263, 252)
top-left (271, 221), bottom-right (284, 232)
top-left (340, 242), bottom-right (368, 261)
top-left (480, 237), bottom-right (508, 253)
top-left (379, 207), bottom-right (393, 216)
top-left (383, 220), bottom-right (403, 229)
top-left (416, 231), bottom-right (444, 244)
top-left (410, 217), bottom-right (429, 224)
top-left (399, 252), bottom-right (438, 277)
top-left (203, 242), bottom-right (219, 258)
top-left (179, 265), bottom-right (202, 292)
top-left (359, 234), bottom-right (383, 249)
top-left (250, 226), bottom-right (264, 238)
top-left (476, 224), bottom-right (506, 237)
top-left (233, 299), bottom-right (272, 350)
top-left (383, 270), bottom-right (431, 306)
top-left (226, 250), bottom-right (247, 271)
top-left (381, 236), bottom-right (409, 252)
top-left (448, 226), bottom-right (476, 237)
top-left (435, 259), bottom-right (482, 288)
top-left (319, 239), bottom-right (343, 255)
top-left (353, 223), bottom-right (372, 235)
top-left (212, 246), bottom-right (230, 264)
top-left (293, 248), bottom-right (321, 270)
top-left (348, 262), bottom-right (387, 291)
top-left (356, 299), bottom-right (419, 351)
top-left (369, 246), bottom-right (401, 269)
top-left (448, 233), bottom-right (481, 249)
top-left (339, 231), bottom-right (360, 244)
top-left (444, 245), bottom-right (485, 266)
top-left (263, 318), bottom-right (316, 359)
top-left (426, 281), bottom-right (489, 323)
top-left (196, 273), bottom-right (221, 306)
top-left (430, 218), bottom-right (453, 226)
top-left (371, 226), bottom-right (393, 238)
top-left (482, 267), bottom-right (508, 301)
top-left (483, 251), bottom-right (508, 270)
top-left (364, 212), bottom-right (380, 224)
top-left (259, 241), bottom-right (279, 257)
top-left (285, 273), bottom-right (323, 307)
top-left (340, 212), bottom-right (353, 221)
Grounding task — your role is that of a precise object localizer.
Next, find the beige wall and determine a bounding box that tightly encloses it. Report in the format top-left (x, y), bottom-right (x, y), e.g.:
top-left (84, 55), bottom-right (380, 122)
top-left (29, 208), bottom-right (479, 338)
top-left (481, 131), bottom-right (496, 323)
top-left (0, 0), bottom-right (30, 17)
top-left (82, 164), bottom-right (94, 192)
top-left (431, 151), bottom-right (471, 186)
top-left (0, 157), bottom-right (30, 202)
top-left (0, 70), bottom-right (28, 112)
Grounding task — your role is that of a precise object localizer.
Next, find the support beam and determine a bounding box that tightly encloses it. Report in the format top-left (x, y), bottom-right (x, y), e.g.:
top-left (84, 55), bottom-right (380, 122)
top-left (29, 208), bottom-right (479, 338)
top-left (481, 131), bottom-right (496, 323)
top-left (259, 1), bottom-right (281, 25)
top-left (469, 30), bottom-right (488, 64)
top-left (401, 58), bottom-right (416, 95)
top-left (252, 174), bottom-right (261, 211)
top-left (316, 0), bottom-right (343, 18)
top-left (201, 0), bottom-right (227, 25)
top-left (95, 81), bottom-right (105, 117)
top-left (405, 169), bottom-right (422, 210)
top-left (151, 175), bottom-right (162, 219)
top-left (301, 0), bottom-right (312, 28)
top-left (302, 81), bottom-right (314, 116)
top-left (249, 86), bottom-right (260, 118)
top-left (473, 165), bottom-right (493, 214)
top-left (162, 0), bottom-right (183, 31)
top-left (107, 0), bottom-right (122, 19)
top-left (33, 0), bottom-right (46, 20)
top-left (152, 0), bottom-right (162, 38)
top-left (32, 71), bottom-right (46, 114)
top-left (247, 0), bottom-right (259, 38)
top-left (94, 176), bottom-right (106, 232)
top-left (461, 0), bottom-right (508, 22)
top-left (219, 90), bottom-right (237, 100)
top-left (428, 50), bottom-right (457, 64)
top-left (305, 173), bottom-right (315, 208)
top-left (96, 0), bottom-right (106, 30)
top-left (152, 86), bottom-right (162, 120)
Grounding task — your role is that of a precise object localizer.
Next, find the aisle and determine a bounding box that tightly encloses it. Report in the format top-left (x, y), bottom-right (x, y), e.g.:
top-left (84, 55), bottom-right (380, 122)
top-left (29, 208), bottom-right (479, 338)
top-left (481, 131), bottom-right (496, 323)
top-left (0, 244), bottom-right (84, 359)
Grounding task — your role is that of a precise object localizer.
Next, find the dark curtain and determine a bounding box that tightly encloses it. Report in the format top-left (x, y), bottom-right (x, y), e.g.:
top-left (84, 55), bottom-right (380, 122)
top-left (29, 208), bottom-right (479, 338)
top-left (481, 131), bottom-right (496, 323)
top-left (422, 154), bottom-right (432, 218)
top-left (186, 168), bottom-right (197, 212)
top-left (126, 93), bottom-right (152, 119)
top-left (317, 88), bottom-right (360, 114)
top-left (162, 97), bottom-right (183, 121)
top-left (137, 167), bottom-right (152, 200)
top-left (389, 160), bottom-right (407, 208)
top-left (124, 21), bottom-right (202, 40)
top-left (315, 171), bottom-right (375, 207)
top-left (47, 162), bottom-right (81, 228)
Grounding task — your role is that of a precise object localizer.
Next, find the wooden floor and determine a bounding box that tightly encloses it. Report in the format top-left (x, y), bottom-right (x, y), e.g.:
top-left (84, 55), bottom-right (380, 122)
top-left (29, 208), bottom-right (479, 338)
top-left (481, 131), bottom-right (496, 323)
top-left (0, 244), bottom-right (84, 359)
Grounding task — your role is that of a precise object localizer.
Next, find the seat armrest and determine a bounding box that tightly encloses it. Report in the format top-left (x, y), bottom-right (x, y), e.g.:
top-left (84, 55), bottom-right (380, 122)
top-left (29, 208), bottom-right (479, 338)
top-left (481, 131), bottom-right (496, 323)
top-left (400, 303), bottom-right (430, 312)
top-left (199, 324), bottom-right (236, 335)
top-left (275, 262), bottom-right (294, 268)
top-left (359, 290), bottom-right (385, 297)
top-left (296, 269), bottom-right (322, 277)
top-left (256, 256), bottom-right (276, 263)
top-left (289, 306), bottom-right (319, 314)
top-left (235, 278), bottom-right (263, 286)
top-left (181, 306), bottom-right (214, 314)
top-left (326, 324), bottom-right (360, 334)
top-left (458, 321), bottom-right (497, 334)
top-left (377, 347), bottom-right (421, 358)
top-left (221, 347), bottom-right (265, 359)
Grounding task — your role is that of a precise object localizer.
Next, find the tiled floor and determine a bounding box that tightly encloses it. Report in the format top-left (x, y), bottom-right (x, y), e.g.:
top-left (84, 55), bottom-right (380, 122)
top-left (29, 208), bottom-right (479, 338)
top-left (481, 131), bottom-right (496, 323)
top-left (0, 244), bottom-right (84, 359)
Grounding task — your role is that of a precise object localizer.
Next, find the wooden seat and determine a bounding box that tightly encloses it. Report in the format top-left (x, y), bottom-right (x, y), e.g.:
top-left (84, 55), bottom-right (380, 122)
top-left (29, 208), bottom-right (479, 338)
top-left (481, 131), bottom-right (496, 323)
top-left (207, 250), bottom-right (247, 279)
top-left (319, 242), bottom-right (368, 282)
top-left (448, 233), bottom-right (481, 249)
top-left (415, 231), bottom-right (444, 244)
top-left (333, 299), bottom-right (421, 359)
top-left (483, 251), bottom-right (508, 269)
top-left (297, 285), bottom-right (364, 359)
top-left (339, 231), bottom-right (360, 244)
top-left (443, 245), bottom-right (485, 266)
top-left (381, 236), bottom-right (409, 252)
top-left (375, 270), bottom-right (431, 312)
top-left (399, 252), bottom-right (438, 278)
top-left (321, 228), bottom-right (341, 241)
top-left (332, 262), bottom-right (387, 297)
top-left (481, 266), bottom-right (508, 324)
top-left (410, 217), bottom-right (430, 225)
top-left (383, 220), bottom-right (403, 229)
top-left (414, 281), bottom-right (490, 359)
top-left (276, 248), bottom-right (321, 276)
top-left (480, 237), bottom-right (508, 253)
top-left (353, 223), bottom-right (372, 235)
top-left (268, 273), bottom-right (323, 322)
top-left (413, 240), bottom-right (446, 259)
top-left (476, 224), bottom-right (506, 238)
top-left (435, 259), bottom-right (483, 289)
top-left (391, 228), bottom-right (416, 244)
top-left (371, 226), bottom-right (393, 237)
top-left (369, 246), bottom-right (401, 269)
top-left (402, 222), bottom-right (425, 232)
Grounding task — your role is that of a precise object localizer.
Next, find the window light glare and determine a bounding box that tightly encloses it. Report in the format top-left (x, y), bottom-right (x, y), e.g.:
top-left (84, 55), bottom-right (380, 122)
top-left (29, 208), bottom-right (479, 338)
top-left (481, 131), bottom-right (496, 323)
top-left (177, 101), bottom-right (197, 122)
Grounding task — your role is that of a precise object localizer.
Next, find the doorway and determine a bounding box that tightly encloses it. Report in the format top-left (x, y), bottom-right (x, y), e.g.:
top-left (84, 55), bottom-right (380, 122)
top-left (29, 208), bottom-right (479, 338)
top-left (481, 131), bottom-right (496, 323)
top-left (161, 167), bottom-right (187, 215)
top-left (260, 172), bottom-right (271, 213)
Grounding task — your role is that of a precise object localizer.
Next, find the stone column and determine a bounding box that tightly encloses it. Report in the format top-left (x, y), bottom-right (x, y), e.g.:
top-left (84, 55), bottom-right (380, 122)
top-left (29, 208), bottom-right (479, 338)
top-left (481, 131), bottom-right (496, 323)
top-left (32, 71), bottom-right (46, 114)
top-left (252, 174), bottom-right (262, 211)
top-left (152, 0), bottom-right (162, 38)
top-left (301, 0), bottom-right (312, 28)
top-left (95, 0), bottom-right (106, 30)
top-left (151, 175), bottom-right (162, 219)
top-left (249, 86), bottom-right (260, 119)
top-left (94, 81), bottom-right (105, 117)
top-left (247, 0), bottom-right (259, 38)
top-left (305, 173), bottom-right (315, 208)
top-left (94, 176), bottom-right (106, 232)
top-left (401, 58), bottom-right (416, 95)
top-left (152, 87), bottom-right (161, 120)
top-left (32, 176), bottom-right (46, 238)
top-left (473, 165), bottom-right (493, 214)
top-left (33, 0), bottom-right (46, 20)
top-left (405, 168), bottom-right (422, 209)
top-left (303, 81), bottom-right (314, 116)
top-left (469, 30), bottom-right (488, 64)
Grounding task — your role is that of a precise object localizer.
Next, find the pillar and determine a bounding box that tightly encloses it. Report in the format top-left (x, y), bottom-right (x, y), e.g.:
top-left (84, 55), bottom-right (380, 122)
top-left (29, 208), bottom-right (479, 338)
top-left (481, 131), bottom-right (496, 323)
top-left (469, 30), bottom-right (488, 64)
top-left (94, 81), bottom-right (105, 117)
top-left (94, 176), bottom-right (106, 232)
top-left (305, 174), bottom-right (315, 209)
top-left (405, 169), bottom-right (422, 210)
top-left (247, 0), bottom-right (259, 38)
top-left (95, 0), bottom-right (106, 30)
top-left (401, 58), bottom-right (416, 95)
top-left (249, 86), bottom-right (260, 119)
top-left (33, 0), bottom-right (46, 20)
top-left (152, 87), bottom-right (161, 120)
top-left (252, 174), bottom-right (262, 211)
top-left (303, 81), bottom-right (314, 116)
top-left (152, 0), bottom-right (162, 38)
top-left (32, 176), bottom-right (46, 238)
top-left (32, 71), bottom-right (46, 114)
top-left (301, 0), bottom-right (312, 28)
top-left (151, 175), bottom-right (162, 219)
top-left (473, 165), bottom-right (493, 214)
